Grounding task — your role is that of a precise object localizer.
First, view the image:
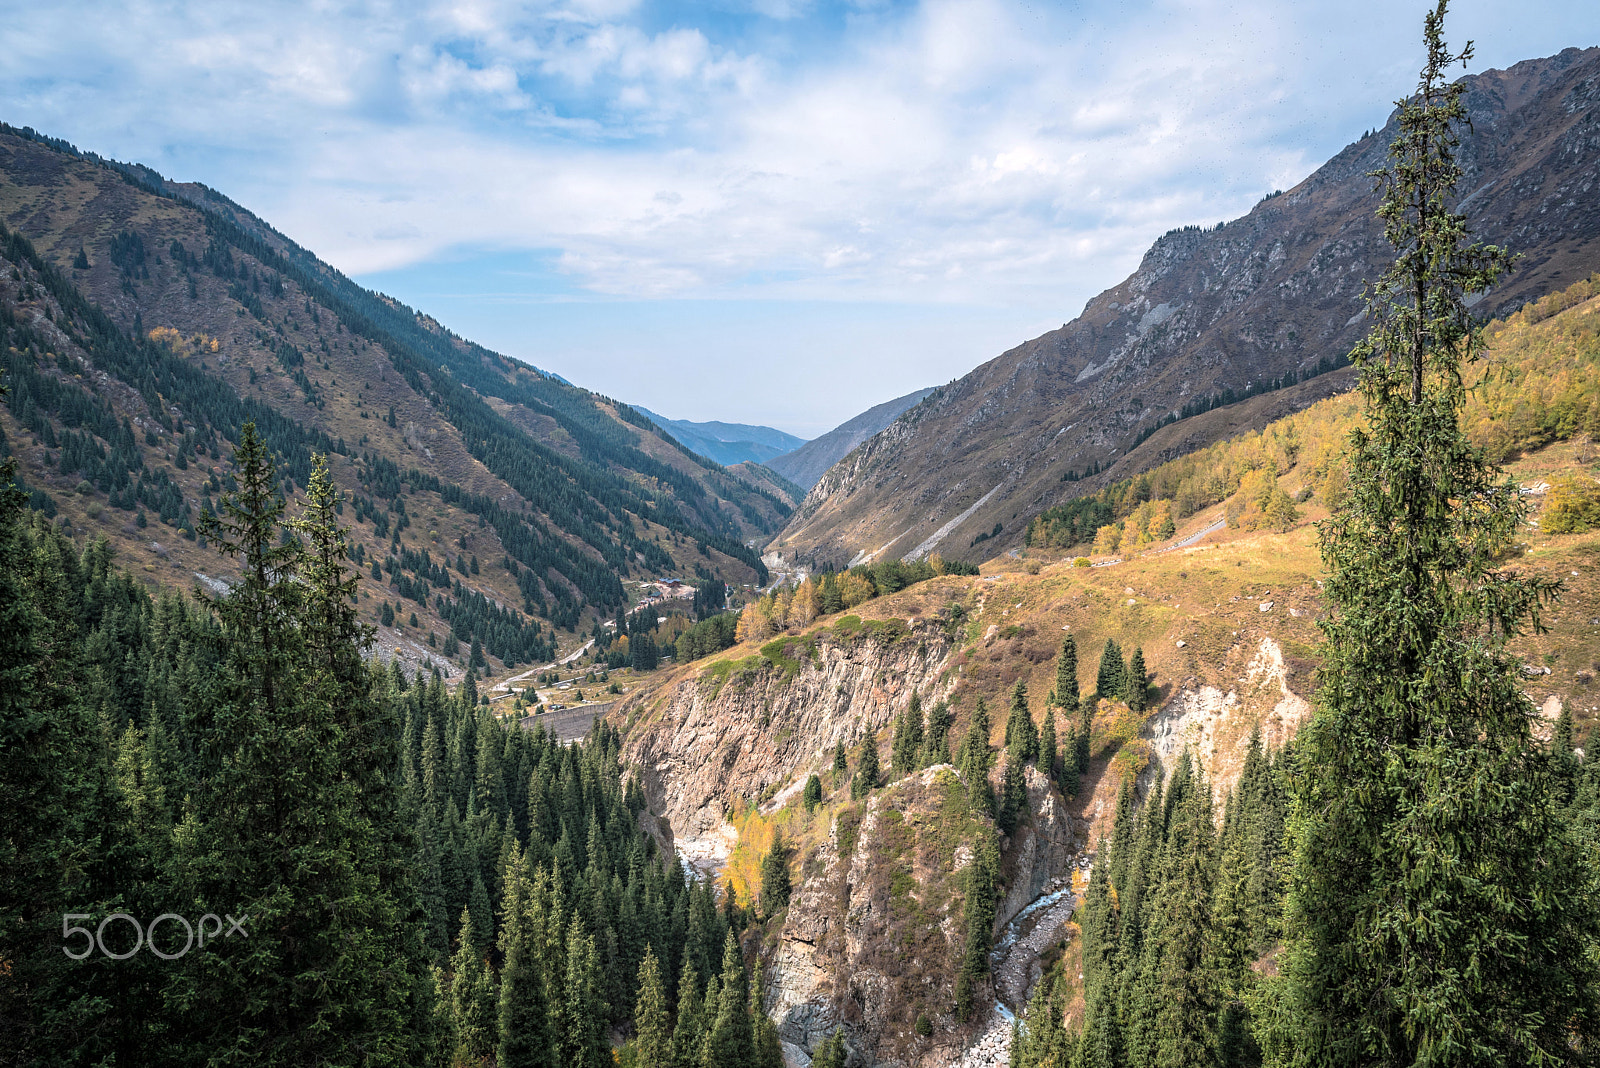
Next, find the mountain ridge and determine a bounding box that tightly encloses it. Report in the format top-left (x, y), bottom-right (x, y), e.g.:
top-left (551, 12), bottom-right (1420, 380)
top-left (770, 46), bottom-right (1600, 567)
top-left (765, 385), bottom-right (937, 490)
top-left (633, 405), bottom-right (806, 467)
top-left (0, 123), bottom-right (793, 677)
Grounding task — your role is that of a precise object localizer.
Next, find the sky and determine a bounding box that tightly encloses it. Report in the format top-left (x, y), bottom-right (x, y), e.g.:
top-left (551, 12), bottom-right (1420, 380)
top-left (4, 1), bottom-right (1598, 437)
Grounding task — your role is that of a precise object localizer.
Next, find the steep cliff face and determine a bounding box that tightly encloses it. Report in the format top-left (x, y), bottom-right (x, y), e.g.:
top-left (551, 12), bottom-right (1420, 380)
top-left (618, 620), bottom-right (960, 867)
top-left (1144, 634), bottom-right (1315, 798)
top-left (771, 47), bottom-right (1600, 568)
top-left (765, 761), bottom-right (1083, 1068)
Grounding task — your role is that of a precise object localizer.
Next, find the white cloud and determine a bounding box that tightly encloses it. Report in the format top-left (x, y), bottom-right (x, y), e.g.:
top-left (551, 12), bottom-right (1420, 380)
top-left (3, 0), bottom-right (1598, 425)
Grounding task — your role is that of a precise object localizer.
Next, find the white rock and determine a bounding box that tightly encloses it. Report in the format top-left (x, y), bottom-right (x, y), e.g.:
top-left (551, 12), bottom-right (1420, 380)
top-left (1259, 601), bottom-right (1274, 612)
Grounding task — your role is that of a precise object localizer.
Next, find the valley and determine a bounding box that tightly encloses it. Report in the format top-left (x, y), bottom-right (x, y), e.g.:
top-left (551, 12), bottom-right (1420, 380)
top-left (5, 22), bottom-right (1600, 1068)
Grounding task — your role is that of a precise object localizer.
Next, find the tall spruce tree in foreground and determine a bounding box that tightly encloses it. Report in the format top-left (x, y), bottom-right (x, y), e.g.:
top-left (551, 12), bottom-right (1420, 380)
top-left (1273, 4), bottom-right (1599, 1063)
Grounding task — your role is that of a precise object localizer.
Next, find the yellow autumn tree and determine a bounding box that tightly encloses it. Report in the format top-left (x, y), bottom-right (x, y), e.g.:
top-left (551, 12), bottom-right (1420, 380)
top-left (736, 602), bottom-right (763, 643)
top-left (839, 572), bottom-right (875, 609)
top-left (791, 580), bottom-right (818, 627)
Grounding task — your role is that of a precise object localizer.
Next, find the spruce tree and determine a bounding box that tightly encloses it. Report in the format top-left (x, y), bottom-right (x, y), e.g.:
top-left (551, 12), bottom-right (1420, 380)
top-left (1038, 706), bottom-right (1057, 782)
top-left (1125, 646), bottom-right (1148, 713)
top-left (1277, 5), bottom-right (1600, 1062)
top-left (749, 958), bottom-right (785, 1068)
top-left (801, 773), bottom-right (823, 813)
top-left (1005, 679), bottom-right (1039, 763)
top-left (1054, 634), bottom-right (1079, 716)
top-left (705, 929), bottom-right (754, 1067)
top-left (954, 833), bottom-right (999, 1021)
top-left (1095, 638), bottom-right (1125, 702)
top-left (758, 832), bottom-right (792, 918)
top-left (633, 946), bottom-right (671, 1067)
top-left (671, 958), bottom-right (706, 1068)
top-left (923, 699), bottom-right (954, 766)
top-left (851, 737), bottom-right (879, 800)
top-left (959, 699), bottom-right (994, 816)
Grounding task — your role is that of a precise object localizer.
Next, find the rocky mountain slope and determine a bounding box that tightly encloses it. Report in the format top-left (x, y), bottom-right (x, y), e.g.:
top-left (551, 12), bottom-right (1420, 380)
top-left (771, 47), bottom-right (1600, 567)
top-left (611, 422), bottom-right (1598, 1065)
top-left (767, 386), bottom-right (937, 490)
top-left (0, 124), bottom-right (797, 675)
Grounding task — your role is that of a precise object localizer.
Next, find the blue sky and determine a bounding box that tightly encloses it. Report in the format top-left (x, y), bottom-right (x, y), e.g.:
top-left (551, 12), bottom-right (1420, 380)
top-left (5, 1), bottom-right (1597, 437)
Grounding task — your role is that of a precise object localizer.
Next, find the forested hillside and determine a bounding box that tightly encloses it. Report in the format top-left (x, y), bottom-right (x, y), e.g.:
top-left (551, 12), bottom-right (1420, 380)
top-left (0, 424), bottom-right (795, 1067)
top-left (0, 123), bottom-right (792, 681)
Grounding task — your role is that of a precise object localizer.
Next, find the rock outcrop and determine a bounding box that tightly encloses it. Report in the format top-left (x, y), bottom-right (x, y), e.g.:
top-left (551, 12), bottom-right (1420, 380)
top-left (1144, 634), bottom-right (1314, 797)
top-left (617, 620), bottom-right (959, 868)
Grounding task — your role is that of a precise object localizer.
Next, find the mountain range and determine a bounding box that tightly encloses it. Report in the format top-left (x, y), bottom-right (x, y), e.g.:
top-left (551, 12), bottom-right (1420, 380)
top-left (769, 46), bottom-right (1600, 567)
top-left (0, 123), bottom-right (801, 676)
top-left (633, 406), bottom-right (807, 469)
top-left (765, 386), bottom-right (937, 490)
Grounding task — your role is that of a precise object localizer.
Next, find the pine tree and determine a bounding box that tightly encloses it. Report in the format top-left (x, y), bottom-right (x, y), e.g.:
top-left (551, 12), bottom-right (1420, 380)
top-left (1277, 5), bottom-right (1600, 1062)
top-left (801, 773), bottom-right (823, 813)
top-left (634, 946), bottom-right (671, 1067)
top-left (758, 832), bottom-right (792, 918)
top-left (833, 740), bottom-right (848, 774)
top-left (852, 737), bottom-right (879, 800)
top-left (1005, 679), bottom-right (1039, 763)
top-left (1095, 638), bottom-right (1125, 702)
top-left (1125, 647), bottom-right (1148, 713)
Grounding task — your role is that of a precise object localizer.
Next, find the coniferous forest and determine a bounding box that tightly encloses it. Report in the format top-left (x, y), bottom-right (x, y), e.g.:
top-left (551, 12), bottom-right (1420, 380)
top-left (0, 423), bottom-right (786, 1067)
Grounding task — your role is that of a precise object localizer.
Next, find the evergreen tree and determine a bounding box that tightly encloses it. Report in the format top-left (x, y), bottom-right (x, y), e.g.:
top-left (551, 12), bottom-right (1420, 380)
top-left (561, 917), bottom-right (608, 1068)
top-left (852, 737), bottom-right (880, 800)
top-left (749, 958), bottom-right (785, 1068)
top-left (997, 754), bottom-right (1028, 834)
top-left (449, 908), bottom-right (498, 1064)
top-left (801, 773), bottom-right (823, 813)
top-left (954, 833), bottom-right (999, 1021)
top-left (1276, 6), bottom-right (1600, 1062)
top-left (1054, 634), bottom-right (1079, 716)
top-left (1038, 706), bottom-right (1057, 782)
top-left (1125, 646), bottom-right (1149, 713)
top-left (833, 740), bottom-right (848, 774)
top-left (704, 930), bottom-right (754, 1068)
top-left (959, 698), bottom-right (994, 816)
top-left (812, 1029), bottom-right (848, 1068)
top-left (758, 832), bottom-right (792, 918)
top-left (1005, 679), bottom-right (1039, 763)
top-left (1095, 638), bottom-right (1125, 702)
top-left (922, 699), bottom-right (954, 767)
top-left (671, 958), bottom-right (706, 1068)
top-left (633, 946), bottom-right (671, 1067)
top-left (892, 690), bottom-right (926, 776)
